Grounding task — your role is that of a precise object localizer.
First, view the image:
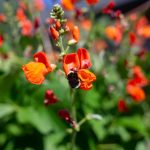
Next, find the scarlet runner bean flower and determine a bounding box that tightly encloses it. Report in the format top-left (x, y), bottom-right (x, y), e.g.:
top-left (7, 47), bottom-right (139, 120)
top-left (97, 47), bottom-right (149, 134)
top-left (58, 110), bottom-right (76, 128)
top-left (22, 52), bottom-right (55, 84)
top-left (86, 0), bottom-right (99, 5)
top-left (0, 35), bottom-right (4, 47)
top-left (44, 90), bottom-right (58, 106)
top-left (118, 99), bottom-right (128, 113)
top-left (126, 66), bottom-right (148, 102)
top-left (63, 48), bottom-right (96, 90)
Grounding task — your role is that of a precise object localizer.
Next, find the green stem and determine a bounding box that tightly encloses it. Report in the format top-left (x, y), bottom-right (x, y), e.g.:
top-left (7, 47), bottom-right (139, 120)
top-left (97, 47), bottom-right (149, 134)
top-left (59, 36), bottom-right (65, 53)
top-left (70, 88), bottom-right (77, 150)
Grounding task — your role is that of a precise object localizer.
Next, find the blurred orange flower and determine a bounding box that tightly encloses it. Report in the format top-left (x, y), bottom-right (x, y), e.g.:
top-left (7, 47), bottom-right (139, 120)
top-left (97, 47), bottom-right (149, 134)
top-left (138, 25), bottom-right (150, 38)
top-left (126, 83), bottom-right (145, 102)
top-left (126, 66), bottom-right (148, 102)
top-left (63, 48), bottom-right (96, 90)
top-left (61, 0), bottom-right (75, 11)
top-left (16, 8), bottom-right (26, 22)
top-left (22, 52), bottom-right (54, 84)
top-left (105, 26), bottom-right (122, 44)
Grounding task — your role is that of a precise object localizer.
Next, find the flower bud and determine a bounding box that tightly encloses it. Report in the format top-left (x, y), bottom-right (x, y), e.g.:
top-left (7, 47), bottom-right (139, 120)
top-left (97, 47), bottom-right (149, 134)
top-left (50, 26), bottom-right (59, 41)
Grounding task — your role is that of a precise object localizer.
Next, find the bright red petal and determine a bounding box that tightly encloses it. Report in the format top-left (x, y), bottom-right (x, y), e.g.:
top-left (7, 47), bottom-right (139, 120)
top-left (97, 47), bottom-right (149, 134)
top-left (63, 53), bottom-right (80, 75)
top-left (34, 52), bottom-right (52, 72)
top-left (77, 48), bottom-right (92, 69)
top-left (86, 0), bottom-right (99, 5)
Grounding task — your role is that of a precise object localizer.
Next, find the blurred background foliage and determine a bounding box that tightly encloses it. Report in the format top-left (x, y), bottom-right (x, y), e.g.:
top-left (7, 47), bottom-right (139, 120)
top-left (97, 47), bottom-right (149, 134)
top-left (0, 0), bottom-right (150, 150)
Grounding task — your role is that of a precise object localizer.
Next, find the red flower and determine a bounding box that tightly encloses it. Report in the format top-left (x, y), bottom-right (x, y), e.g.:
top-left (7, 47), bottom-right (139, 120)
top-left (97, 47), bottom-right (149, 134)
top-left (44, 90), bottom-right (58, 106)
top-left (129, 32), bottom-right (136, 45)
top-left (118, 99), bottom-right (128, 112)
top-left (50, 26), bottom-right (59, 41)
top-left (102, 1), bottom-right (121, 18)
top-left (0, 35), bottom-right (4, 47)
top-left (61, 0), bottom-right (75, 11)
top-left (58, 110), bottom-right (76, 127)
top-left (63, 48), bottom-right (96, 90)
top-left (86, 0), bottom-right (99, 5)
top-left (22, 52), bottom-right (55, 84)
top-left (20, 19), bottom-right (33, 36)
top-left (132, 66), bottom-right (149, 87)
top-left (34, 17), bottom-right (40, 30)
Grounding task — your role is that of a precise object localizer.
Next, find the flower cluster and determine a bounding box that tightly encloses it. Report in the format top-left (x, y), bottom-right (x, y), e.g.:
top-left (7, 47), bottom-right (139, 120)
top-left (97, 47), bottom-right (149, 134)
top-left (22, 4), bottom-right (96, 128)
top-left (126, 66), bottom-right (149, 102)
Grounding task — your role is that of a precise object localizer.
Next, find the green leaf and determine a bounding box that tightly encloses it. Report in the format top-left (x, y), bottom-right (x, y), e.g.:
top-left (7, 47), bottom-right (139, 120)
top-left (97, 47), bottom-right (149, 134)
top-left (0, 104), bottom-right (15, 119)
top-left (16, 106), bottom-right (53, 134)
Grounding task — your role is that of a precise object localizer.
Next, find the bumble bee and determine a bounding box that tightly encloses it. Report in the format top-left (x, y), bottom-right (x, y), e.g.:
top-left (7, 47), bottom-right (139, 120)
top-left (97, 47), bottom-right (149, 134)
top-left (67, 71), bottom-right (81, 89)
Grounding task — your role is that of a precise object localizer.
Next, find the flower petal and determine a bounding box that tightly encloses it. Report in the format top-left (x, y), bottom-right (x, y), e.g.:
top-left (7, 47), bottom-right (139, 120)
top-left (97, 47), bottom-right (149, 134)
top-left (77, 48), bottom-right (92, 69)
top-left (72, 26), bottom-right (80, 42)
top-left (63, 53), bottom-right (80, 75)
top-left (22, 62), bottom-right (48, 84)
top-left (34, 52), bottom-right (52, 72)
top-left (78, 69), bottom-right (96, 90)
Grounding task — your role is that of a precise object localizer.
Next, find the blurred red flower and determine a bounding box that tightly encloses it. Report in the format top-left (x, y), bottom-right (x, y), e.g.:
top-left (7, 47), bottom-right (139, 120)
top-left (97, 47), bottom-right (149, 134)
top-left (20, 19), bottom-right (33, 37)
top-left (118, 99), bottom-right (128, 112)
top-left (58, 110), bottom-right (76, 127)
top-left (63, 48), bottom-right (96, 90)
top-left (86, 0), bottom-right (99, 5)
top-left (44, 90), bottom-right (58, 106)
top-left (0, 35), bottom-right (4, 47)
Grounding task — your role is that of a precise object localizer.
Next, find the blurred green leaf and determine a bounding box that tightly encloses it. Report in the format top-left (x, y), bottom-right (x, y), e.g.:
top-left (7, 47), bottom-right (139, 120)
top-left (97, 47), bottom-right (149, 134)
top-left (0, 104), bottom-right (15, 119)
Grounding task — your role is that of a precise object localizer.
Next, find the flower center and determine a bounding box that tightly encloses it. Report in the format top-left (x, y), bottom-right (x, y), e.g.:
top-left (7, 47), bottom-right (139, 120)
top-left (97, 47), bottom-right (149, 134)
top-left (67, 71), bottom-right (81, 88)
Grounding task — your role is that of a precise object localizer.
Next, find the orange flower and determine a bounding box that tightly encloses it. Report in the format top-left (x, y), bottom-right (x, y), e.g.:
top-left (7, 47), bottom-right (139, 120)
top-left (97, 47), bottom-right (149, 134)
top-left (61, 0), bottom-right (75, 11)
top-left (126, 84), bottom-right (145, 102)
top-left (80, 19), bottom-right (92, 31)
top-left (105, 26), bottom-right (122, 44)
top-left (22, 52), bottom-right (54, 84)
top-left (86, 0), bottom-right (99, 5)
top-left (63, 48), bottom-right (96, 90)
top-left (138, 25), bottom-right (150, 38)
top-left (16, 8), bottom-right (26, 22)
